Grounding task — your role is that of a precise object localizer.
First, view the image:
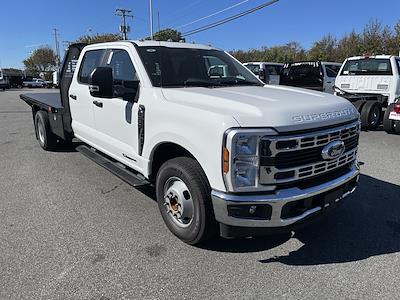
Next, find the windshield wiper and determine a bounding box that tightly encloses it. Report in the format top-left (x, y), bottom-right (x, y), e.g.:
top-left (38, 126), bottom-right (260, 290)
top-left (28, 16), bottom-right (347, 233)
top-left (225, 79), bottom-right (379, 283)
top-left (217, 79), bottom-right (262, 86)
top-left (183, 79), bottom-right (223, 88)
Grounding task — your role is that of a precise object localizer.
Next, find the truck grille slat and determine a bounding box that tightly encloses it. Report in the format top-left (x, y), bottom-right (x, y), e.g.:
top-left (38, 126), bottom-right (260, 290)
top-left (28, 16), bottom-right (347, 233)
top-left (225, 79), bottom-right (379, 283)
top-left (259, 121), bottom-right (360, 185)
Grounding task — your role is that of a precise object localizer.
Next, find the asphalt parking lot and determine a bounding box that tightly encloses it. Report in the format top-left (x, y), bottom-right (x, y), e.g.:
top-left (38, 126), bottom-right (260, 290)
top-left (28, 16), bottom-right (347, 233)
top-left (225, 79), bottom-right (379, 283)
top-left (1, 88), bottom-right (400, 299)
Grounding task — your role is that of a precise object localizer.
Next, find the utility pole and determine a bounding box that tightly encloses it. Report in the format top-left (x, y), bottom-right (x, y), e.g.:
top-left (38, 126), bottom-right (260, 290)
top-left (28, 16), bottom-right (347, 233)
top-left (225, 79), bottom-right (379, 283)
top-left (157, 11), bottom-right (161, 32)
top-left (149, 0), bottom-right (154, 39)
top-left (116, 8), bottom-right (133, 40)
top-left (62, 40), bottom-right (73, 51)
top-left (52, 28), bottom-right (61, 70)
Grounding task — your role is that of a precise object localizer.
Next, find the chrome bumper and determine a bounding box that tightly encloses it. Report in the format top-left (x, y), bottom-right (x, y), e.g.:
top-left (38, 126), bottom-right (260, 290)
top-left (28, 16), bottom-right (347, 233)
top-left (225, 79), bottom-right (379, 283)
top-left (211, 162), bottom-right (360, 228)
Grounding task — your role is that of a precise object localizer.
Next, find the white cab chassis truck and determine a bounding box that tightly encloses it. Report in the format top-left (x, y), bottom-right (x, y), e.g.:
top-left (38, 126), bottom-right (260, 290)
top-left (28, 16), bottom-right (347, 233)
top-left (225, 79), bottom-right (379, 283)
top-left (20, 41), bottom-right (360, 244)
top-left (335, 55), bottom-right (400, 131)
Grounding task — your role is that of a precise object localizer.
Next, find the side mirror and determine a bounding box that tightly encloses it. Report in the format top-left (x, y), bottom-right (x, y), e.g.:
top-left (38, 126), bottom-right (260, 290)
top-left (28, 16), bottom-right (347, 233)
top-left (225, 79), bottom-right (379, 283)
top-left (259, 68), bottom-right (270, 84)
top-left (208, 65), bottom-right (224, 78)
top-left (89, 67), bottom-right (113, 98)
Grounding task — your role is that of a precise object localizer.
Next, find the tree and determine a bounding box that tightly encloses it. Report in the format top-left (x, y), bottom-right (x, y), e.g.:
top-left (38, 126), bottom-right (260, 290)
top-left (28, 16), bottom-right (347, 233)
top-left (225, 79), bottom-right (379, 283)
top-left (77, 33), bottom-right (121, 44)
top-left (231, 18), bottom-right (400, 64)
top-left (336, 30), bottom-right (363, 62)
top-left (362, 19), bottom-right (384, 54)
top-left (308, 34), bottom-right (337, 61)
top-left (231, 42), bottom-right (306, 63)
top-left (151, 28), bottom-right (184, 42)
top-left (23, 47), bottom-right (57, 79)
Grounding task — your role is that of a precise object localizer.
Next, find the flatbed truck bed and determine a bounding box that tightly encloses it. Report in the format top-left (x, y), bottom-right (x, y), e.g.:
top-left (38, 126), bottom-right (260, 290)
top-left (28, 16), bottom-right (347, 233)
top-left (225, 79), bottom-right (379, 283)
top-left (20, 92), bottom-right (63, 110)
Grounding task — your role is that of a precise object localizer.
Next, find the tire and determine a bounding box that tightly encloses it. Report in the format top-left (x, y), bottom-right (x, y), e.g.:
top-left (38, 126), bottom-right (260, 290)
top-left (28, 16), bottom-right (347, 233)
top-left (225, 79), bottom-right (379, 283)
top-left (383, 104), bottom-right (395, 133)
top-left (352, 100), bottom-right (366, 113)
top-left (360, 101), bottom-right (382, 130)
top-left (156, 157), bottom-right (217, 245)
top-left (34, 111), bottom-right (57, 150)
top-left (394, 121), bottom-right (400, 134)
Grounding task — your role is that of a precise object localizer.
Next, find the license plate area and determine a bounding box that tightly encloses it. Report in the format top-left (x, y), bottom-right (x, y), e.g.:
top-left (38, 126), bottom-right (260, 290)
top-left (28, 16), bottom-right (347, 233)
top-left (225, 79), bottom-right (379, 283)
top-left (389, 112), bottom-right (400, 121)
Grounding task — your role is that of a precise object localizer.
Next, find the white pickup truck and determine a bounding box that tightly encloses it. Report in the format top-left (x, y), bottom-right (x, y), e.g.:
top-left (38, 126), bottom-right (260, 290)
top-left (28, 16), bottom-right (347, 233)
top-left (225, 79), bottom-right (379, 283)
top-left (23, 78), bottom-right (46, 88)
top-left (335, 55), bottom-right (400, 130)
top-left (20, 41), bottom-right (360, 244)
top-left (243, 62), bottom-right (283, 85)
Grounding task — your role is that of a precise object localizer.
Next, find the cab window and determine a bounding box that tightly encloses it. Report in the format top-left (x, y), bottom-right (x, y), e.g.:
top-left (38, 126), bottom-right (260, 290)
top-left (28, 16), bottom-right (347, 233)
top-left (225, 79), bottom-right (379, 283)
top-left (325, 65), bottom-right (340, 78)
top-left (107, 49), bottom-right (139, 100)
top-left (78, 50), bottom-right (107, 84)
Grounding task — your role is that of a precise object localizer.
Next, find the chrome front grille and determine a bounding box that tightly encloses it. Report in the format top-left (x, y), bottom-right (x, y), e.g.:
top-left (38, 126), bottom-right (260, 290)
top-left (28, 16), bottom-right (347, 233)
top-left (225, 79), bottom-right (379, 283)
top-left (259, 121), bottom-right (360, 185)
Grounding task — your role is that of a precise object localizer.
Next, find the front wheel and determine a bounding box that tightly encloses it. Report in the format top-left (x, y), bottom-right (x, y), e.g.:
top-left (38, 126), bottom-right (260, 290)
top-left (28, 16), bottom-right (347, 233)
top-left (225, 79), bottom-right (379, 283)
top-left (156, 157), bottom-right (217, 245)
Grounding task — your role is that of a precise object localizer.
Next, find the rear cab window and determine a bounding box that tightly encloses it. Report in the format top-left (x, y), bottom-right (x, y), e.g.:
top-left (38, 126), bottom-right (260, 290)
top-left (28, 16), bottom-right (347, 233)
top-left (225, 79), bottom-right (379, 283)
top-left (245, 64), bottom-right (261, 75)
top-left (265, 65), bottom-right (282, 75)
top-left (341, 58), bottom-right (393, 76)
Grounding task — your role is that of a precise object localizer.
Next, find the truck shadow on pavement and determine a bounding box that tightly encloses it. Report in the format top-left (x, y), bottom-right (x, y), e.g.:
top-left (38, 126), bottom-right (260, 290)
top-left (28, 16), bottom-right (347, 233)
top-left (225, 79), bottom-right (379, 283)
top-left (202, 174), bottom-right (400, 265)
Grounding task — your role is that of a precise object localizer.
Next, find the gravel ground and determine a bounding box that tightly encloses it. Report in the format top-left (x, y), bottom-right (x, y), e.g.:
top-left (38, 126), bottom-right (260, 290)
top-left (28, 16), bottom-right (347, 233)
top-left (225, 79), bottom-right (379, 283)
top-left (1, 89), bottom-right (400, 300)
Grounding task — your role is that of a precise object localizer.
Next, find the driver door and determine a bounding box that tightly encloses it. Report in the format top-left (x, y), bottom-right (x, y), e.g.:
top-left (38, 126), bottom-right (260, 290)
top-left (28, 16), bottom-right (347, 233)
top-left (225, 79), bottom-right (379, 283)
top-left (92, 48), bottom-right (141, 169)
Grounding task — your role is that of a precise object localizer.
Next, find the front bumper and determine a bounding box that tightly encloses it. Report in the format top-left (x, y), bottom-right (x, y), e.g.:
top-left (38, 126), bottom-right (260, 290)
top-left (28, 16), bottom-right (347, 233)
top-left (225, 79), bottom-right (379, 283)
top-left (211, 162), bottom-right (360, 233)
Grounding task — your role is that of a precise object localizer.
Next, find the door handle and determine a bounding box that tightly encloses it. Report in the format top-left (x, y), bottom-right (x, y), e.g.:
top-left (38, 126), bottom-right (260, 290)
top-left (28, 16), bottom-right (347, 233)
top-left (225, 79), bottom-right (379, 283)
top-left (93, 100), bottom-right (103, 108)
top-left (69, 94), bottom-right (77, 100)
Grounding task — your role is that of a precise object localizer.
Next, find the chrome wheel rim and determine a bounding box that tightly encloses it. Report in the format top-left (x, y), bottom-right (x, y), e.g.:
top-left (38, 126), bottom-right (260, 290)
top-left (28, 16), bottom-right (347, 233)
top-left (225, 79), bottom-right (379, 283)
top-left (38, 120), bottom-right (45, 144)
top-left (163, 177), bottom-right (194, 228)
top-left (370, 107), bottom-right (380, 126)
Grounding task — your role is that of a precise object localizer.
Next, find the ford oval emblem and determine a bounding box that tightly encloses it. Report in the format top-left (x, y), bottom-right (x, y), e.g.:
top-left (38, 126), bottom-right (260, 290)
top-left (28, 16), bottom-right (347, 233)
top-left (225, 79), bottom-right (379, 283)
top-left (321, 140), bottom-right (345, 160)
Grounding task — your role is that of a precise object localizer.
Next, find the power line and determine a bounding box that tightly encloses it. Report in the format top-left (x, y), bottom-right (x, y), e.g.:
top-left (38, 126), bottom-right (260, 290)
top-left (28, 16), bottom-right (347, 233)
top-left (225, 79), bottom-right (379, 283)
top-left (177, 0), bottom-right (251, 30)
top-left (116, 8), bottom-right (133, 40)
top-left (182, 0), bottom-right (279, 37)
top-left (162, 0), bottom-right (205, 27)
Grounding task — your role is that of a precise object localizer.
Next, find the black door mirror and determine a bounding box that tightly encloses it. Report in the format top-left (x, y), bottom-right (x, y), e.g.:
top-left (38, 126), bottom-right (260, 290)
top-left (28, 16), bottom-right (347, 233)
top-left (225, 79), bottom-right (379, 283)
top-left (89, 67), bottom-right (113, 98)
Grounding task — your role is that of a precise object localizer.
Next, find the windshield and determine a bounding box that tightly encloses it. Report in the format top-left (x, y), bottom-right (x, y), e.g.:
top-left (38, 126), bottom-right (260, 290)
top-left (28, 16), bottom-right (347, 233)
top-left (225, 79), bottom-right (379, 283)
top-left (136, 46), bottom-right (262, 88)
top-left (341, 58), bottom-right (392, 76)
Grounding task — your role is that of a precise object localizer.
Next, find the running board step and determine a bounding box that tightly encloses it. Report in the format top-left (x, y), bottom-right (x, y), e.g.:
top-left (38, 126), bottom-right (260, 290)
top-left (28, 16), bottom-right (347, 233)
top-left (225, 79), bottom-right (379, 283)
top-left (76, 145), bottom-right (149, 187)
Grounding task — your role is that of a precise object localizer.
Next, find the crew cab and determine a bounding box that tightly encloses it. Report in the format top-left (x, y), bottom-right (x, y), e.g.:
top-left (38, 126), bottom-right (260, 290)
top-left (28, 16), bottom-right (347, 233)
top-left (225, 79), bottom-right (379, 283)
top-left (243, 62), bottom-right (283, 85)
top-left (20, 41), bottom-right (360, 244)
top-left (280, 61), bottom-right (342, 94)
top-left (335, 55), bottom-right (400, 130)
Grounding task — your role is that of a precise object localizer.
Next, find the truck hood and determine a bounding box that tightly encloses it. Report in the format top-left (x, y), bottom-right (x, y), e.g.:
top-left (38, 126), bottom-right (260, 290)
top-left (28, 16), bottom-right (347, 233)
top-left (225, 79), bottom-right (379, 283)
top-left (161, 85), bottom-right (359, 132)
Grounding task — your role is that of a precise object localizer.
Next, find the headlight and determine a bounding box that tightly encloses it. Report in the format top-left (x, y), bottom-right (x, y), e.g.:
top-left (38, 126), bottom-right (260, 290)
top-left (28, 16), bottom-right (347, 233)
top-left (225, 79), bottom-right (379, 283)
top-left (223, 128), bottom-right (277, 192)
top-left (235, 134), bottom-right (258, 155)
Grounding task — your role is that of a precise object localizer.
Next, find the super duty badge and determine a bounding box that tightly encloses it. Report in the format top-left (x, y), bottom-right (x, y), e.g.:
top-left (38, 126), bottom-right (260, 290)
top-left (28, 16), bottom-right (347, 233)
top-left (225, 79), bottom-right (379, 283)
top-left (292, 108), bottom-right (357, 123)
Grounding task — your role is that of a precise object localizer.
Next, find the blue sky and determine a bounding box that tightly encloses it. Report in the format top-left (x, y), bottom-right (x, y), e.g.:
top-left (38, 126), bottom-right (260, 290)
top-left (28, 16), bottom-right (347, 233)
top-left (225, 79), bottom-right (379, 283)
top-left (1, 0), bottom-right (399, 68)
